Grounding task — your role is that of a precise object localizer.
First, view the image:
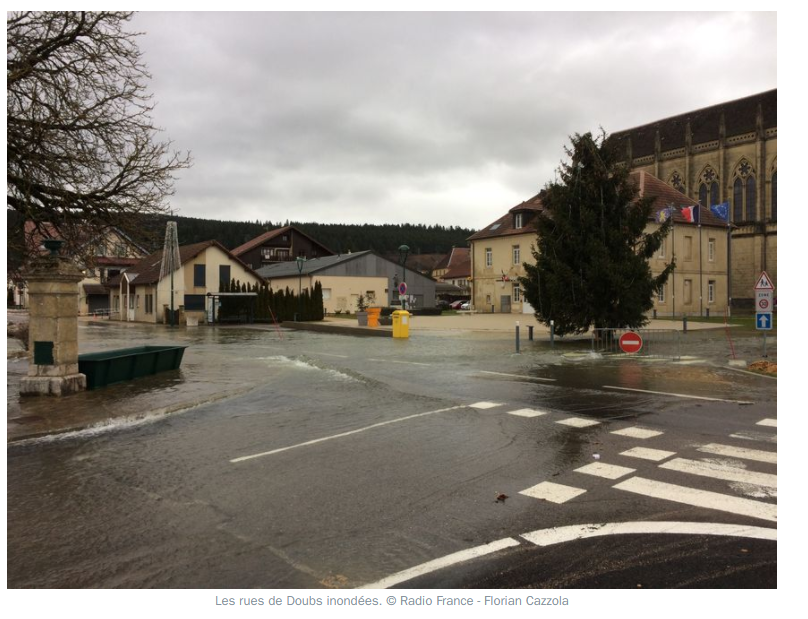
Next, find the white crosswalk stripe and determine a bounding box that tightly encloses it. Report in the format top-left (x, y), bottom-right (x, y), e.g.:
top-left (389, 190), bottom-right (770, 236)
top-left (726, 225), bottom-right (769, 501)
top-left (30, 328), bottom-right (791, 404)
top-left (614, 476), bottom-right (777, 522)
top-left (620, 447), bottom-right (676, 461)
top-left (507, 408), bottom-right (548, 418)
top-left (556, 417), bottom-right (600, 428)
top-left (659, 458), bottom-right (777, 489)
top-left (575, 462), bottom-right (635, 479)
top-left (520, 481), bottom-right (587, 503)
top-left (697, 443), bottom-right (777, 464)
top-left (611, 427), bottom-right (663, 439)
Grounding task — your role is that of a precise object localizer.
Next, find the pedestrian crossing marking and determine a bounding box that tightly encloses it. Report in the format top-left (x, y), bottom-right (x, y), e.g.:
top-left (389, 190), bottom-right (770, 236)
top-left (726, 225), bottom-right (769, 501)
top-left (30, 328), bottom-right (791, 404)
top-left (469, 401), bottom-right (503, 410)
top-left (614, 476), bottom-right (777, 522)
top-left (611, 427), bottom-right (663, 440)
top-left (698, 443), bottom-right (776, 464)
top-left (574, 462), bottom-right (636, 480)
top-left (620, 447), bottom-right (676, 461)
top-left (556, 417), bottom-right (600, 428)
top-left (659, 458), bottom-right (777, 489)
top-left (729, 431), bottom-right (777, 444)
top-left (519, 481), bottom-right (586, 504)
top-left (507, 408), bottom-right (548, 418)
top-left (757, 419), bottom-right (777, 427)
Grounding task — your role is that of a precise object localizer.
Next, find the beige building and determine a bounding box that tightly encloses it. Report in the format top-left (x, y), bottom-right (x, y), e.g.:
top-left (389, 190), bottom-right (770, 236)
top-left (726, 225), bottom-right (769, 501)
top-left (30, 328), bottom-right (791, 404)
top-left (256, 251), bottom-right (437, 313)
top-left (107, 240), bottom-right (263, 323)
top-left (468, 171), bottom-right (730, 318)
top-left (612, 89), bottom-right (776, 309)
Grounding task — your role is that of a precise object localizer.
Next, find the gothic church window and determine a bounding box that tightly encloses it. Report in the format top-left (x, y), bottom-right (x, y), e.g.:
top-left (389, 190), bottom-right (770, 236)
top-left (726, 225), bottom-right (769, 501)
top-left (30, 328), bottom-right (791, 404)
top-left (732, 158), bottom-right (757, 222)
top-left (697, 166), bottom-right (719, 207)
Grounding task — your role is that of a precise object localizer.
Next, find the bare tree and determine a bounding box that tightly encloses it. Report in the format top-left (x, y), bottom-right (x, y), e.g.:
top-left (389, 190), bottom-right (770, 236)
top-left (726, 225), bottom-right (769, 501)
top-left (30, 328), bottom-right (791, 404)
top-left (7, 11), bottom-right (191, 261)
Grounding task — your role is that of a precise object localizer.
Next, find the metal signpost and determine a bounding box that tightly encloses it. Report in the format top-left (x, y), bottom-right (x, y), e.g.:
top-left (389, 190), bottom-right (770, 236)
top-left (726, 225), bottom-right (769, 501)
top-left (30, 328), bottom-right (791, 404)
top-left (754, 271), bottom-right (774, 357)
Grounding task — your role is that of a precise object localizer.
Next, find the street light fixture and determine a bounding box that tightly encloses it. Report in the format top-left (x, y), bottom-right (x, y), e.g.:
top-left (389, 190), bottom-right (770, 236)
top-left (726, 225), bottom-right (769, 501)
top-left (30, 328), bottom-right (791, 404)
top-left (398, 244), bottom-right (410, 310)
top-left (296, 256), bottom-right (305, 321)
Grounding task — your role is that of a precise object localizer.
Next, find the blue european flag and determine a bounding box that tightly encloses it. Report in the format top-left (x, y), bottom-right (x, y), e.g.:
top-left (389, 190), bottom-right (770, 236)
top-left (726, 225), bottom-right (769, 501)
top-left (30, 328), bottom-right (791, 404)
top-left (710, 202), bottom-right (729, 222)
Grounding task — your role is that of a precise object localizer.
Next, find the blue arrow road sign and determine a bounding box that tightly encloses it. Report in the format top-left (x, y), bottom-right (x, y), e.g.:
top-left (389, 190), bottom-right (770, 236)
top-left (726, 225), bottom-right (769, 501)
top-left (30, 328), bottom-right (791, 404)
top-left (756, 313), bottom-right (773, 330)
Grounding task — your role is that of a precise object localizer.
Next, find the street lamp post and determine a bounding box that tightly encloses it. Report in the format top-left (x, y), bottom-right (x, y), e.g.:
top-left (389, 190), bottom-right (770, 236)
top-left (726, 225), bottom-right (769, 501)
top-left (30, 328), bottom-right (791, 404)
top-left (296, 256), bottom-right (305, 321)
top-left (398, 244), bottom-right (410, 310)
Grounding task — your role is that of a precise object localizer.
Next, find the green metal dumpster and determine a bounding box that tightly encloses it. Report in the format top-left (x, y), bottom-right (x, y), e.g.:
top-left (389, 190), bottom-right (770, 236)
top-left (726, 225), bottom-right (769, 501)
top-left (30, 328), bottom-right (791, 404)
top-left (78, 345), bottom-right (188, 390)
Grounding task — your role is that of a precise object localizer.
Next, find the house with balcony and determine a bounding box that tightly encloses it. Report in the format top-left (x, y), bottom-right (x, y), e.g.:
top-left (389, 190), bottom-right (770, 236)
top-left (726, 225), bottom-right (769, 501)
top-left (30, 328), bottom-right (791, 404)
top-left (231, 225), bottom-right (334, 270)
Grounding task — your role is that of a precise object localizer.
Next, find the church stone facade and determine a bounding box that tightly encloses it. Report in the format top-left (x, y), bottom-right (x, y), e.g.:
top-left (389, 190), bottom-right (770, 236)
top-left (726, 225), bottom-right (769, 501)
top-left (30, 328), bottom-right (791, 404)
top-left (611, 89), bottom-right (776, 310)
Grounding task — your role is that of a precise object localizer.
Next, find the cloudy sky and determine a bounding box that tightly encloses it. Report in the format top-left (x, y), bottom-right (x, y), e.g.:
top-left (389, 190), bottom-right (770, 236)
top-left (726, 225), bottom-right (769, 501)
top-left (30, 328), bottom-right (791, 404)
top-left (131, 11), bottom-right (777, 230)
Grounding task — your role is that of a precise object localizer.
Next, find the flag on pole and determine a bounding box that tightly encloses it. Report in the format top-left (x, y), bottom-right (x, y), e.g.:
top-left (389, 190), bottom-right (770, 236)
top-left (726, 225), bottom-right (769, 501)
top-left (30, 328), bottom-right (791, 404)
top-left (680, 205), bottom-right (700, 224)
top-left (710, 202), bottom-right (729, 222)
top-left (655, 207), bottom-right (672, 223)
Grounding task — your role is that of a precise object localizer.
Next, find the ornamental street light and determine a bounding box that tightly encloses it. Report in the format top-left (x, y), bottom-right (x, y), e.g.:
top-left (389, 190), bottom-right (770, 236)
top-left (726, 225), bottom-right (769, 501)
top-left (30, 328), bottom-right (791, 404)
top-left (296, 256), bottom-right (305, 321)
top-left (398, 244), bottom-right (410, 310)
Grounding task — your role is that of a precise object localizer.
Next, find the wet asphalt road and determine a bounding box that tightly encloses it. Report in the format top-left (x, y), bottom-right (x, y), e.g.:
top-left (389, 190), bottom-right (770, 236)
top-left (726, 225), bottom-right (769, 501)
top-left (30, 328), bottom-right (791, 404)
top-left (7, 322), bottom-right (777, 588)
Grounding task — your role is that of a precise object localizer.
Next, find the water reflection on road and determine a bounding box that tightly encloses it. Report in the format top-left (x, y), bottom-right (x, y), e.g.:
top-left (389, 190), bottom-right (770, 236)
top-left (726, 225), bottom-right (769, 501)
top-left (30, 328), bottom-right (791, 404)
top-left (7, 321), bottom-right (775, 588)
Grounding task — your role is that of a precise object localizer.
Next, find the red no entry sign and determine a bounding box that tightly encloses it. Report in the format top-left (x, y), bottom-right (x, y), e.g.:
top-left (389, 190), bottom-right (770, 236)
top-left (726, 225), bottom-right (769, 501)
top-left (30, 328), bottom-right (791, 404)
top-left (619, 332), bottom-right (643, 354)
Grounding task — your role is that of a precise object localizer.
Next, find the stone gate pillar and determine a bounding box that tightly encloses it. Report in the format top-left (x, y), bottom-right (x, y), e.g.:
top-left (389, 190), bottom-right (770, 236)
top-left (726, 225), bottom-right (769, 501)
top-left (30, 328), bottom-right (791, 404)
top-left (20, 240), bottom-right (87, 396)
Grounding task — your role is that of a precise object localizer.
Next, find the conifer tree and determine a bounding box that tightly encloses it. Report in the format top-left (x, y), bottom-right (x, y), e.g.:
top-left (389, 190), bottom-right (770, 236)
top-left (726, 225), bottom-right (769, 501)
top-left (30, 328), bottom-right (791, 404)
top-left (520, 132), bottom-right (673, 336)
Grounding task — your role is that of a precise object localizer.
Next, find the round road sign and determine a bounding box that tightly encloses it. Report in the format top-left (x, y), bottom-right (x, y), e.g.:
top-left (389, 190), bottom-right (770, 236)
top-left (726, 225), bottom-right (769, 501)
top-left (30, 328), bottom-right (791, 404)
top-left (759, 299), bottom-right (769, 310)
top-left (398, 282), bottom-right (408, 295)
top-left (619, 332), bottom-right (643, 354)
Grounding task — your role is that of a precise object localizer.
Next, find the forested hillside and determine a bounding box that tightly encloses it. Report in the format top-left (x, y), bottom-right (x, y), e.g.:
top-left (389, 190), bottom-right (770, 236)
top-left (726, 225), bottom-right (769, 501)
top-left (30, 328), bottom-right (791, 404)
top-left (139, 214), bottom-right (475, 255)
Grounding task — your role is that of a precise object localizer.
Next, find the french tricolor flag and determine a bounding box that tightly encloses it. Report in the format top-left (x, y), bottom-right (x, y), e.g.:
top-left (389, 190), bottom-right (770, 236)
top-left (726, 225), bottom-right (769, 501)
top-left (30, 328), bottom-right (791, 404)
top-left (681, 205), bottom-right (700, 224)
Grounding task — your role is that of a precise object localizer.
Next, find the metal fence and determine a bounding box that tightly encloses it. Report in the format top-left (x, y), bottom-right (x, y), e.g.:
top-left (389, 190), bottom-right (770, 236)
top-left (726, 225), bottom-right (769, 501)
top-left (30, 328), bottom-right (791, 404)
top-left (590, 328), bottom-right (681, 360)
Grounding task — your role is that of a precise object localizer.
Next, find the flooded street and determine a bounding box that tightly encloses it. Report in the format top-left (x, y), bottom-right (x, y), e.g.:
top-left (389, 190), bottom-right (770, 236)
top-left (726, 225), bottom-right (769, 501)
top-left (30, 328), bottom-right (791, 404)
top-left (8, 320), bottom-right (777, 588)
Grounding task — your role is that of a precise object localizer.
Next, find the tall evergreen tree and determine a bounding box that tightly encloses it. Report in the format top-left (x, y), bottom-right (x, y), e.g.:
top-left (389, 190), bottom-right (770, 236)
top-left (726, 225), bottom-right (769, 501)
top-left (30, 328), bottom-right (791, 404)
top-left (520, 132), bottom-right (674, 336)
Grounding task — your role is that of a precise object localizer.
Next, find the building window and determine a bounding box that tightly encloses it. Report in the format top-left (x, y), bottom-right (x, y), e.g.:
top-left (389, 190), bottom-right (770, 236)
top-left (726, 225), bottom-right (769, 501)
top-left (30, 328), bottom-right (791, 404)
top-left (708, 280), bottom-right (716, 304)
top-left (684, 279), bottom-right (692, 305)
top-left (184, 294), bottom-right (206, 311)
top-left (771, 171), bottom-right (777, 221)
top-left (514, 213), bottom-right (523, 228)
top-left (708, 238), bottom-right (716, 262)
top-left (512, 283), bottom-right (521, 302)
top-left (733, 178), bottom-right (743, 222)
top-left (145, 294), bottom-right (154, 314)
top-left (485, 294), bottom-right (492, 305)
top-left (512, 245), bottom-right (520, 265)
top-left (219, 265), bottom-right (231, 289)
top-left (657, 284), bottom-right (665, 304)
top-left (746, 176), bottom-right (757, 221)
top-left (485, 248), bottom-right (492, 267)
top-left (684, 236), bottom-right (693, 261)
top-left (194, 264), bottom-right (206, 287)
top-left (261, 247), bottom-right (273, 260)
top-left (657, 238), bottom-right (665, 259)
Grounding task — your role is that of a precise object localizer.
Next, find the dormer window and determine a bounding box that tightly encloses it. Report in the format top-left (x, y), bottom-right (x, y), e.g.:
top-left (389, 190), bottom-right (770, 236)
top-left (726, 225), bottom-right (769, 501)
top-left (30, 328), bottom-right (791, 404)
top-left (514, 213), bottom-right (523, 228)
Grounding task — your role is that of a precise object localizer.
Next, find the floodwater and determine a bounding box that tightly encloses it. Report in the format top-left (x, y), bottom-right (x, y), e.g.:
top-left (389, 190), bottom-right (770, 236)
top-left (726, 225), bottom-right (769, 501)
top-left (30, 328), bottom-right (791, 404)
top-left (7, 321), bottom-right (776, 588)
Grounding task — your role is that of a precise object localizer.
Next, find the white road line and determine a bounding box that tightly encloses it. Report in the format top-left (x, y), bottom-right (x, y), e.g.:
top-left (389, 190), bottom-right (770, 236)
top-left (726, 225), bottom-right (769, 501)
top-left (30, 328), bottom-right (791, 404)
top-left (602, 385), bottom-right (753, 404)
top-left (230, 405), bottom-right (465, 463)
top-left (556, 417), bottom-right (600, 428)
top-left (521, 521), bottom-right (776, 547)
top-left (478, 371), bottom-right (556, 382)
top-left (469, 401), bottom-right (503, 409)
top-left (729, 431), bottom-right (777, 444)
top-left (620, 447), bottom-right (676, 461)
top-left (357, 538), bottom-right (521, 589)
top-left (660, 458), bottom-right (777, 489)
top-left (367, 358), bottom-right (432, 366)
top-left (611, 427), bottom-right (663, 439)
top-left (698, 443), bottom-right (777, 464)
top-left (302, 352), bottom-right (349, 358)
top-left (574, 462), bottom-right (636, 480)
top-left (614, 476), bottom-right (777, 522)
top-left (519, 481), bottom-right (587, 503)
top-left (757, 419), bottom-right (777, 427)
top-left (507, 408), bottom-right (549, 418)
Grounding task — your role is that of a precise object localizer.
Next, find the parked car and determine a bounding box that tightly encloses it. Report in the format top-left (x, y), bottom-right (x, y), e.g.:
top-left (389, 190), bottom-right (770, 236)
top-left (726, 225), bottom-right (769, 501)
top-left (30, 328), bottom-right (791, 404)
top-left (436, 299), bottom-right (451, 309)
top-left (450, 300), bottom-right (465, 310)
top-left (460, 302), bottom-right (470, 310)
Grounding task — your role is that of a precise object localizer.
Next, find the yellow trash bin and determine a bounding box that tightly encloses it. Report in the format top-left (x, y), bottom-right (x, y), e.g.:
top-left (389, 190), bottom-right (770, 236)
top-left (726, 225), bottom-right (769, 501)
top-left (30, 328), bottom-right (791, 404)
top-left (392, 310), bottom-right (411, 339)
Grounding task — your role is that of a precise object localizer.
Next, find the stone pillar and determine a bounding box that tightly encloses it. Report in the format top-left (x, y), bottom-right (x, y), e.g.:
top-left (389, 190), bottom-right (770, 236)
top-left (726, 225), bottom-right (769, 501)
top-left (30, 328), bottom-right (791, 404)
top-left (20, 240), bottom-right (87, 396)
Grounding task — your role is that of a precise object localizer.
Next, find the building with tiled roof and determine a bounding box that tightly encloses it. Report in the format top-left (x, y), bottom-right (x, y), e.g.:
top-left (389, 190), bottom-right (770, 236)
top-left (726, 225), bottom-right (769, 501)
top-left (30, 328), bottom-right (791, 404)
top-left (468, 171), bottom-right (729, 317)
top-left (106, 240), bottom-right (264, 323)
top-left (611, 89), bottom-right (776, 309)
top-left (231, 225), bottom-right (334, 270)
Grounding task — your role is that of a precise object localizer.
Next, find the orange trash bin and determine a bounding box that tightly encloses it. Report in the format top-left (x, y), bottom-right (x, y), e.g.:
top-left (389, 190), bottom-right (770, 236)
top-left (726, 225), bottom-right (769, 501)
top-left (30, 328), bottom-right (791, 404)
top-left (367, 307), bottom-right (381, 328)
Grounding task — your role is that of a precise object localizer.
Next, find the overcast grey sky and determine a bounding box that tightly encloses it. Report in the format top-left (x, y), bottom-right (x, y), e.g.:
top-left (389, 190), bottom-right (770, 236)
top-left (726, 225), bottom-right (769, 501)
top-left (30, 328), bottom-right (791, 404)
top-left (132, 11), bottom-right (777, 229)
